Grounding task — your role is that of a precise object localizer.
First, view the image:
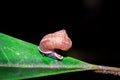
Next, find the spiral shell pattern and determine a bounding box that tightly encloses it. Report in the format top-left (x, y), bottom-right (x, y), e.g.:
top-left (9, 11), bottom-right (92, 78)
top-left (39, 29), bottom-right (72, 60)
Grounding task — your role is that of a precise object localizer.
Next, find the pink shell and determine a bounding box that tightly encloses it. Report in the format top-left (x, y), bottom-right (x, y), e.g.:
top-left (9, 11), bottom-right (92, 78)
top-left (39, 29), bottom-right (72, 53)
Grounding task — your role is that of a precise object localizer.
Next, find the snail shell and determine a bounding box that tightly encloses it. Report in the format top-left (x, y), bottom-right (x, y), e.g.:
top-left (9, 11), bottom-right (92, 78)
top-left (39, 29), bottom-right (72, 60)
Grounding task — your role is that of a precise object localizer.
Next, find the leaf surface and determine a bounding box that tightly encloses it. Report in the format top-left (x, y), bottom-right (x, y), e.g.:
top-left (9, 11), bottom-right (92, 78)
top-left (0, 33), bottom-right (97, 80)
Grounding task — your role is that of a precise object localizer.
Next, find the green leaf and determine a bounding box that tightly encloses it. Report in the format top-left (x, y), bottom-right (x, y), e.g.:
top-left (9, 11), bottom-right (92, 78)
top-left (0, 33), bottom-right (97, 80)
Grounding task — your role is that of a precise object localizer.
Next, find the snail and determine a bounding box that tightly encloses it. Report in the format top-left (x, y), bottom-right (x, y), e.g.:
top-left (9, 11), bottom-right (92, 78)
top-left (39, 29), bottom-right (72, 60)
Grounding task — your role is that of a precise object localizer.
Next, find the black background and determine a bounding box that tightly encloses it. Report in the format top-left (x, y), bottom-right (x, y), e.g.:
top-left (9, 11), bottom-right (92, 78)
top-left (1, 1), bottom-right (120, 80)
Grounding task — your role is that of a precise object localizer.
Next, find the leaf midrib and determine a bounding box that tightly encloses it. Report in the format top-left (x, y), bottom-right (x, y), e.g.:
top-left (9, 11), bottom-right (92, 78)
top-left (0, 64), bottom-right (96, 70)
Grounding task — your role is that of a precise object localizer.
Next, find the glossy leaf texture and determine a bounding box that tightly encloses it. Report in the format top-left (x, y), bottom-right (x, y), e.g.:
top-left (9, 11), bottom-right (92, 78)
top-left (0, 33), bottom-right (97, 80)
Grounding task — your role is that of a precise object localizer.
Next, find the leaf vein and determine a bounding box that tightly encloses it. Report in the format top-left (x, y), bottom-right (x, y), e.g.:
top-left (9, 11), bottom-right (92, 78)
top-left (1, 47), bottom-right (11, 64)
